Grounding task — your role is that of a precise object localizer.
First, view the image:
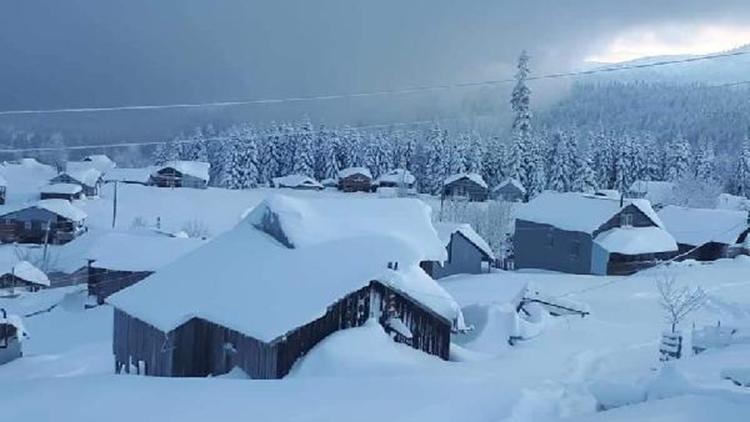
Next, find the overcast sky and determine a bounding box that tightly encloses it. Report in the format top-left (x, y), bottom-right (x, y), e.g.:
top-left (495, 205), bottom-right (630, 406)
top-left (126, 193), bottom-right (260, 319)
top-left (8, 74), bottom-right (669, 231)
top-left (1, 0), bottom-right (749, 114)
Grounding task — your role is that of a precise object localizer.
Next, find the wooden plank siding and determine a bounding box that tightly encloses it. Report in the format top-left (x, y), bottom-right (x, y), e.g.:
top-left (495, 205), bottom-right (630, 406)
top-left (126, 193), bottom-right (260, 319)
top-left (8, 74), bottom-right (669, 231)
top-left (443, 178), bottom-right (488, 202)
top-left (88, 267), bottom-right (153, 304)
top-left (338, 174), bottom-right (372, 192)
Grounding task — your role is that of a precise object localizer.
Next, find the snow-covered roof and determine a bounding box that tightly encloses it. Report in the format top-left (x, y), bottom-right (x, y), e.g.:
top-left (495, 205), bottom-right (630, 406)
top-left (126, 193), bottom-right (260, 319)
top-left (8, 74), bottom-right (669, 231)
top-left (154, 161), bottom-right (210, 181)
top-left (628, 180), bottom-right (675, 205)
top-left (36, 199), bottom-right (87, 222)
top-left (492, 178), bottom-right (526, 194)
top-left (0, 159), bottom-right (57, 198)
top-left (658, 205), bottom-right (748, 246)
top-left (375, 169), bottom-right (416, 186)
top-left (102, 167), bottom-right (153, 184)
top-left (594, 226), bottom-right (677, 255)
top-left (338, 166), bottom-right (372, 179)
top-left (40, 183), bottom-right (82, 195)
top-left (517, 191), bottom-right (663, 234)
top-left (434, 222), bottom-right (495, 260)
top-left (444, 173), bottom-right (488, 189)
top-left (67, 157), bottom-right (115, 174)
top-left (2, 261), bottom-right (50, 286)
top-left (88, 233), bottom-right (205, 272)
top-left (109, 195), bottom-right (461, 342)
top-left (272, 174), bottom-right (323, 189)
top-left (83, 154), bottom-right (116, 171)
top-left (56, 168), bottom-right (102, 188)
top-left (0, 313), bottom-right (27, 339)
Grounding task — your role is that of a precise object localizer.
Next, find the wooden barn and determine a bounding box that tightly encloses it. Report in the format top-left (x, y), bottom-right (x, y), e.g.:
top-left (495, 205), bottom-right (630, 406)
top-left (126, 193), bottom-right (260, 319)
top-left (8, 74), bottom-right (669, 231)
top-left (658, 205), bottom-right (750, 261)
top-left (87, 232), bottom-right (205, 304)
top-left (0, 199), bottom-right (87, 245)
top-left (0, 310), bottom-right (25, 365)
top-left (491, 178), bottom-right (526, 202)
top-left (149, 161), bottom-right (210, 189)
top-left (443, 173), bottom-right (488, 202)
top-left (515, 192), bottom-right (678, 275)
top-left (271, 174), bottom-right (323, 190)
top-left (421, 223), bottom-right (495, 279)
top-left (337, 167), bottom-right (373, 192)
top-left (108, 195), bottom-right (463, 378)
top-left (40, 183), bottom-right (83, 201)
top-left (0, 261), bottom-right (50, 293)
top-left (50, 168), bottom-right (102, 196)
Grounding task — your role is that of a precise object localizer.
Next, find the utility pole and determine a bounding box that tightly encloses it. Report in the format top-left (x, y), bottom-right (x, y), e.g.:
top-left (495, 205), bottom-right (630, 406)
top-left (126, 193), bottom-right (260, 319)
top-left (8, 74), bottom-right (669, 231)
top-left (112, 181), bottom-right (118, 229)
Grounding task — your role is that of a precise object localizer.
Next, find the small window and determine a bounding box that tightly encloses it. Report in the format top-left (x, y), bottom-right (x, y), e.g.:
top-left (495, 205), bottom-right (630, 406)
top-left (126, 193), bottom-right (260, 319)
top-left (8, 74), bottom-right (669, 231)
top-left (620, 213), bottom-right (634, 227)
top-left (570, 241), bottom-right (581, 259)
top-left (23, 221), bottom-right (32, 230)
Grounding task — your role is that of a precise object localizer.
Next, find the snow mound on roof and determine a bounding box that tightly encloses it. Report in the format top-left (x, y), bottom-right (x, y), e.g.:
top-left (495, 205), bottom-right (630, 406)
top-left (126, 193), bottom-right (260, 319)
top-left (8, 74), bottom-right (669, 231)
top-left (246, 194), bottom-right (446, 260)
top-left (61, 168), bottom-right (102, 187)
top-left (0, 159), bottom-right (57, 199)
top-left (5, 261), bottom-right (50, 286)
top-left (271, 174), bottom-right (323, 189)
top-left (0, 313), bottom-right (27, 339)
top-left (103, 167), bottom-right (152, 184)
top-left (88, 233), bottom-right (205, 272)
top-left (40, 183), bottom-right (82, 195)
top-left (375, 169), bottom-right (416, 185)
top-left (287, 319), bottom-right (441, 378)
top-left (493, 178), bottom-right (526, 194)
top-left (658, 205), bottom-right (748, 246)
top-left (594, 226), bottom-right (677, 255)
top-left (517, 191), bottom-right (662, 234)
top-left (444, 173), bottom-right (487, 189)
top-left (434, 222), bottom-right (495, 260)
top-left (36, 199), bottom-right (87, 221)
top-left (154, 161), bottom-right (210, 181)
top-left (338, 166), bottom-right (372, 179)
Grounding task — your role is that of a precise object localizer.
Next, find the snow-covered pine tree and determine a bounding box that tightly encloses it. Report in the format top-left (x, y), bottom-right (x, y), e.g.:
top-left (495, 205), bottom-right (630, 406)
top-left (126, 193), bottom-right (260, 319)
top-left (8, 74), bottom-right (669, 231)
top-left (547, 132), bottom-right (569, 192)
top-left (291, 119), bottom-right (315, 176)
top-left (227, 136), bottom-right (260, 190)
top-left (152, 139), bottom-right (181, 165)
top-left (694, 139), bottom-right (716, 182)
top-left (642, 133), bottom-right (663, 181)
top-left (572, 147), bottom-right (598, 193)
top-left (733, 136), bottom-right (750, 197)
top-left (464, 132), bottom-right (485, 176)
top-left (664, 133), bottom-right (691, 181)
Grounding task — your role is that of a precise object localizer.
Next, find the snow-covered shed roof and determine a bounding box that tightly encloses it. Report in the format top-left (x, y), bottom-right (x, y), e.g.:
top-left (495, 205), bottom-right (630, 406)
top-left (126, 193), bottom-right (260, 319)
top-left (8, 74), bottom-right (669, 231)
top-left (102, 167), bottom-right (153, 184)
top-left (594, 227), bottom-right (677, 255)
top-left (0, 312), bottom-right (27, 339)
top-left (375, 169), bottom-right (416, 186)
top-left (658, 205), bottom-right (749, 246)
top-left (338, 166), bottom-right (372, 179)
top-left (67, 158), bottom-right (115, 175)
top-left (517, 191), bottom-right (663, 234)
top-left (36, 199), bottom-right (87, 222)
top-left (271, 174), bottom-right (323, 189)
top-left (153, 161), bottom-right (210, 181)
top-left (88, 233), bottom-right (205, 272)
top-left (109, 195), bottom-right (461, 343)
top-left (492, 178), bottom-right (526, 194)
top-left (444, 173), bottom-right (488, 189)
top-left (2, 261), bottom-right (50, 286)
top-left (56, 168), bottom-right (102, 188)
top-left (433, 222), bottom-right (495, 260)
top-left (83, 154), bottom-right (116, 170)
top-left (40, 183), bottom-right (82, 195)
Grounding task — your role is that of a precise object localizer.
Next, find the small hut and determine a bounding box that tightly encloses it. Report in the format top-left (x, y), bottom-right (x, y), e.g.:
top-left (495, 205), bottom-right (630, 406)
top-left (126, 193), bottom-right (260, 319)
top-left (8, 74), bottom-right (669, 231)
top-left (40, 183), bottom-right (83, 201)
top-left (421, 223), bottom-right (495, 279)
top-left (658, 205), bottom-right (750, 261)
top-left (0, 310), bottom-right (26, 365)
top-left (443, 173), bottom-right (488, 202)
top-left (149, 161), bottom-right (210, 189)
top-left (50, 168), bottom-right (102, 196)
top-left (0, 261), bottom-right (50, 293)
top-left (0, 199), bottom-right (87, 245)
top-left (491, 178), bottom-right (526, 202)
top-left (337, 167), bottom-right (372, 192)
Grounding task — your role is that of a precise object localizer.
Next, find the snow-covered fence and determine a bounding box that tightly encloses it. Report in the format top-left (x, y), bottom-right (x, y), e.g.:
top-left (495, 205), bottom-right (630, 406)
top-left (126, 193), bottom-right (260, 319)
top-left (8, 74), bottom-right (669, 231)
top-left (659, 331), bottom-right (683, 361)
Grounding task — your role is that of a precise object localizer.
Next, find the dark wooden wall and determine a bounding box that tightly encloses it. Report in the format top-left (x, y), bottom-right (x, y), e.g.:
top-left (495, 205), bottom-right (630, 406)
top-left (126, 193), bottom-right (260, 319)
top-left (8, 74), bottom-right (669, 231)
top-left (338, 174), bottom-right (372, 192)
top-left (88, 268), bottom-right (153, 304)
top-left (443, 178), bottom-right (488, 201)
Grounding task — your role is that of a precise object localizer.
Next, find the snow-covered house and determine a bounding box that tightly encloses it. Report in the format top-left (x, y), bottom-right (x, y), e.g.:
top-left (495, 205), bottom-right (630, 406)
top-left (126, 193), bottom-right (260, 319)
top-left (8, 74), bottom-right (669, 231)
top-left (271, 174), bottom-right (323, 191)
top-left (337, 167), bottom-right (372, 192)
top-left (50, 168), bottom-right (102, 196)
top-left (108, 195), bottom-right (463, 378)
top-left (628, 180), bottom-right (675, 209)
top-left (658, 206), bottom-right (750, 261)
top-left (0, 261), bottom-right (50, 292)
top-left (421, 222), bottom-right (495, 279)
top-left (40, 183), bottom-right (83, 201)
top-left (515, 191), bottom-right (677, 275)
top-left (86, 233), bottom-right (205, 303)
top-left (0, 310), bottom-right (25, 365)
top-left (0, 199), bottom-right (87, 245)
top-left (374, 169), bottom-right (416, 190)
top-left (443, 173), bottom-right (488, 202)
top-left (103, 167), bottom-right (153, 185)
top-left (149, 161), bottom-right (210, 189)
top-left (491, 178), bottom-right (526, 202)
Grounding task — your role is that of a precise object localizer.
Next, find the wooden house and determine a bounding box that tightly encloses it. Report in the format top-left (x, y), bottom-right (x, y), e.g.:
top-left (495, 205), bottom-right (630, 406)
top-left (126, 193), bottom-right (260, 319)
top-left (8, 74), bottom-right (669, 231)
top-left (0, 261), bottom-right (50, 293)
top-left (337, 167), bottom-right (372, 192)
top-left (658, 205), bottom-right (750, 261)
top-left (0, 310), bottom-right (25, 365)
top-left (87, 233), bottom-right (204, 304)
top-left (443, 173), bottom-right (488, 202)
top-left (0, 199), bottom-right (87, 245)
top-left (514, 191), bottom-right (678, 275)
top-left (491, 178), bottom-right (526, 202)
top-left (149, 161), bottom-right (210, 189)
top-left (271, 174), bottom-right (323, 190)
top-left (50, 168), bottom-right (102, 196)
top-left (108, 195), bottom-right (463, 378)
top-left (421, 222), bottom-right (495, 279)
top-left (40, 183), bottom-right (83, 201)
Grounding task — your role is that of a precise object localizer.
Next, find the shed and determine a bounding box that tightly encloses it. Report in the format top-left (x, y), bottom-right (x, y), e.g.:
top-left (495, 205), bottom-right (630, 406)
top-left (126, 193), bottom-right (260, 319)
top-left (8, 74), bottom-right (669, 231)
top-left (491, 178), bottom-right (526, 202)
top-left (0, 261), bottom-right (50, 292)
top-left (86, 233), bottom-right (205, 303)
top-left (628, 180), bottom-right (675, 209)
top-left (375, 169), bottom-right (416, 189)
top-left (40, 183), bottom-right (83, 201)
top-left (103, 168), bottom-right (153, 185)
top-left (657, 205), bottom-right (750, 261)
top-left (0, 199), bottom-right (87, 245)
top-left (51, 168), bottom-right (102, 196)
top-left (337, 167), bottom-right (372, 192)
top-left (443, 173), bottom-right (488, 202)
top-left (514, 191), bottom-right (677, 275)
top-left (271, 174), bottom-right (323, 190)
top-left (421, 222), bottom-right (495, 279)
top-left (0, 310), bottom-right (26, 365)
top-left (108, 195), bottom-right (463, 378)
top-left (149, 161), bottom-right (210, 189)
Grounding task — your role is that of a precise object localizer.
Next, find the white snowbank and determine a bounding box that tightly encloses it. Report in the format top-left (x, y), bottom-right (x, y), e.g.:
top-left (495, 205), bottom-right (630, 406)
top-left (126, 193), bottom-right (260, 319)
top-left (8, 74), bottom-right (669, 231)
top-left (721, 367), bottom-right (750, 386)
top-left (594, 226), bottom-right (678, 255)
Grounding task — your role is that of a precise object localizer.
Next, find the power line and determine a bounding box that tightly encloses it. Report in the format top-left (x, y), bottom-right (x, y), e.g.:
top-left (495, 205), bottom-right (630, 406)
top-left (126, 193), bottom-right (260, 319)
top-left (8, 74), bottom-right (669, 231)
top-left (0, 50), bottom-right (746, 117)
